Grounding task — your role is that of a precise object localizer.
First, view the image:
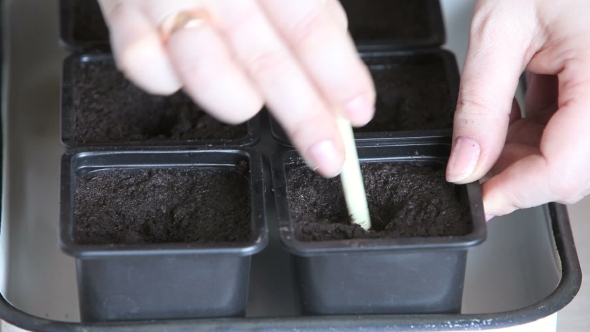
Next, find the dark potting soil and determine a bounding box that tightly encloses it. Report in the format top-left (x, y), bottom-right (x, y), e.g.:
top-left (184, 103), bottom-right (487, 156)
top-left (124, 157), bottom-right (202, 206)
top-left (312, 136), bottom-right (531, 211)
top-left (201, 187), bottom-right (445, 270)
top-left (287, 163), bottom-right (472, 241)
top-left (72, 60), bottom-right (247, 144)
top-left (74, 164), bottom-right (252, 245)
top-left (340, 0), bottom-right (433, 42)
top-left (71, 0), bottom-right (109, 44)
top-left (355, 55), bottom-right (454, 133)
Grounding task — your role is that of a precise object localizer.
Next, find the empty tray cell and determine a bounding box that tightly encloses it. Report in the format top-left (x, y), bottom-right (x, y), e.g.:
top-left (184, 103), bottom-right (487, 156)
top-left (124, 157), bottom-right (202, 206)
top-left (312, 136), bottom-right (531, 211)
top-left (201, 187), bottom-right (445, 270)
top-left (59, 0), bottom-right (445, 52)
top-left (339, 0), bottom-right (445, 49)
top-left (270, 49), bottom-right (460, 146)
top-left (60, 0), bottom-right (109, 51)
top-left (359, 50), bottom-right (458, 133)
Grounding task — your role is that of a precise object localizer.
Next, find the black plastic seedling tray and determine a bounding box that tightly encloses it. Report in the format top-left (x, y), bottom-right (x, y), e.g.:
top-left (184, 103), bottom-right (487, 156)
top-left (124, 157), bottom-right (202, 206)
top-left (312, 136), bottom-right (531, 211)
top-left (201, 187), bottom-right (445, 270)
top-left (0, 50), bottom-right (585, 328)
top-left (58, 0), bottom-right (446, 53)
top-left (271, 142), bottom-right (486, 315)
top-left (61, 53), bottom-right (261, 149)
top-left (59, 0), bottom-right (110, 52)
top-left (270, 48), bottom-right (459, 146)
top-left (1, 0), bottom-right (581, 329)
top-left (60, 148), bottom-right (267, 322)
top-left (0, 196), bottom-right (582, 330)
top-left (340, 0), bottom-right (446, 51)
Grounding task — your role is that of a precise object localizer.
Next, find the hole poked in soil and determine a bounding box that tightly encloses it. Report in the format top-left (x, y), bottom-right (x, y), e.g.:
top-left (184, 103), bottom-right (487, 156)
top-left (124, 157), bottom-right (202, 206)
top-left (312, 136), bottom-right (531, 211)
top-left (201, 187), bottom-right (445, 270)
top-left (71, 59), bottom-right (247, 144)
top-left (355, 54), bottom-right (455, 133)
top-left (70, 0), bottom-right (109, 44)
top-left (340, 0), bottom-right (435, 42)
top-left (286, 162), bottom-right (472, 242)
top-left (73, 162), bottom-right (252, 245)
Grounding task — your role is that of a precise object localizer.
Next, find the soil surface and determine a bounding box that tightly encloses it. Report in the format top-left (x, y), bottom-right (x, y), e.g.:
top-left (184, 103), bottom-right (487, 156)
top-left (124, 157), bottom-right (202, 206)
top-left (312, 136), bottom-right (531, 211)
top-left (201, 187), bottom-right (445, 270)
top-left (340, 0), bottom-right (433, 42)
top-left (71, 0), bottom-right (109, 44)
top-left (72, 60), bottom-right (247, 144)
top-left (355, 54), bottom-right (454, 133)
top-left (286, 162), bottom-right (472, 241)
top-left (74, 164), bottom-right (252, 245)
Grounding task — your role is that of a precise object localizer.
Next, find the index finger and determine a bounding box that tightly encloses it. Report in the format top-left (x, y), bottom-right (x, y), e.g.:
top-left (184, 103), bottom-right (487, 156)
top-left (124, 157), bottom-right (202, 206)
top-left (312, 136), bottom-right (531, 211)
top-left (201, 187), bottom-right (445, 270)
top-left (257, 0), bottom-right (376, 126)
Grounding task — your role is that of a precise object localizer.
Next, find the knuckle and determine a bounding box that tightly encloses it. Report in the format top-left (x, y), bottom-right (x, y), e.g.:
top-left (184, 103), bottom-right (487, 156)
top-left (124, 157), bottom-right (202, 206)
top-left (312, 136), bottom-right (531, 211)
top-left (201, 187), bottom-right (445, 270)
top-left (243, 50), bottom-right (292, 82)
top-left (176, 53), bottom-right (217, 84)
top-left (290, 10), bottom-right (328, 47)
top-left (550, 171), bottom-right (588, 203)
top-left (455, 97), bottom-right (494, 117)
top-left (559, 77), bottom-right (590, 102)
top-left (503, 191), bottom-right (528, 212)
top-left (220, 6), bottom-right (259, 36)
top-left (485, 188), bottom-right (520, 216)
top-left (469, 10), bottom-right (496, 41)
top-left (469, 3), bottom-right (515, 43)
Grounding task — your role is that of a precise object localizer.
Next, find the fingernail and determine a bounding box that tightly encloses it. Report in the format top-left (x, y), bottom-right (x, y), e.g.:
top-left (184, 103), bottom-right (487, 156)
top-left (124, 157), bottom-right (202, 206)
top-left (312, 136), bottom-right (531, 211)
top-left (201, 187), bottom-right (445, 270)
top-left (306, 140), bottom-right (342, 178)
top-left (344, 93), bottom-right (374, 125)
top-left (447, 136), bottom-right (481, 183)
top-left (485, 215), bottom-right (495, 222)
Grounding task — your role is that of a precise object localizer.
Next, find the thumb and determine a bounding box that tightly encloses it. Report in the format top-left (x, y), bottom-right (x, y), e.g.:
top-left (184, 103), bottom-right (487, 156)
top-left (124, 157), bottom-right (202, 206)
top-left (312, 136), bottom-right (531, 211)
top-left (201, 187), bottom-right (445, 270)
top-left (446, 1), bottom-right (537, 184)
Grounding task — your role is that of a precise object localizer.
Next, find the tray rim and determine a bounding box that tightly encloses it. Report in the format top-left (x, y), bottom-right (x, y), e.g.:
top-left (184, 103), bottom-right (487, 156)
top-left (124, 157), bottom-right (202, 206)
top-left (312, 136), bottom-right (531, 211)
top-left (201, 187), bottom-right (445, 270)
top-left (0, 203), bottom-right (581, 331)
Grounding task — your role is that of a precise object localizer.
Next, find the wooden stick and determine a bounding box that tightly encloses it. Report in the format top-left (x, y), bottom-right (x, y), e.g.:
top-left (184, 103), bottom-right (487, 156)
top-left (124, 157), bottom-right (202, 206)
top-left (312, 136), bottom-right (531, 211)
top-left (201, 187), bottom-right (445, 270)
top-left (336, 116), bottom-right (371, 230)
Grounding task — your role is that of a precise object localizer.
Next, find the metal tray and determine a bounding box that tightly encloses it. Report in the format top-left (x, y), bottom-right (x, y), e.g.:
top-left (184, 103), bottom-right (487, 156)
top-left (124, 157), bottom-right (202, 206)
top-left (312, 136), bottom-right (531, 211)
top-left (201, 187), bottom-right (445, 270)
top-left (0, 0), bottom-right (582, 331)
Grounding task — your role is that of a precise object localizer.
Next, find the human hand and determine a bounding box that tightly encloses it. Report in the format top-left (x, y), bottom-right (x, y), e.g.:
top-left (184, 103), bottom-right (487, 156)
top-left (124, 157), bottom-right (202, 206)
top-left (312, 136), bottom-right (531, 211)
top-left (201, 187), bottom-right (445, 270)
top-left (97, 0), bottom-right (375, 178)
top-left (446, 0), bottom-right (590, 218)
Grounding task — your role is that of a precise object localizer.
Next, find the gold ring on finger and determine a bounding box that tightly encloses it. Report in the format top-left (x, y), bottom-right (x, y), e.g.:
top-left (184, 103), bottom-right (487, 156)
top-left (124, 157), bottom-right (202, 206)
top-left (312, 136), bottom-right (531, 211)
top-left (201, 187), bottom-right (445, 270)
top-left (159, 9), bottom-right (209, 42)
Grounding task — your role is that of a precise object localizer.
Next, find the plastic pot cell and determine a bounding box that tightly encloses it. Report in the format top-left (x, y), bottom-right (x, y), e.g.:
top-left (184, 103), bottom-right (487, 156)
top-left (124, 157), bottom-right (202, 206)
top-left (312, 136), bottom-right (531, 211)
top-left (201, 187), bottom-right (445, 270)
top-left (60, 148), bottom-right (268, 322)
top-left (271, 141), bottom-right (486, 315)
top-left (271, 49), bottom-right (460, 146)
top-left (60, 0), bottom-right (445, 52)
top-left (61, 53), bottom-right (260, 149)
top-left (59, 0), bottom-right (110, 52)
top-left (339, 0), bottom-right (445, 50)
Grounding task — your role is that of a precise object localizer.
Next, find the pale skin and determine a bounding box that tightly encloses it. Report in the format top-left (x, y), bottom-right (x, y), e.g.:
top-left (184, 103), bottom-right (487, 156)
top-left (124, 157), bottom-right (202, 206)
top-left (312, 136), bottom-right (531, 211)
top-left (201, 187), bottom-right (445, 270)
top-left (98, 0), bottom-right (590, 219)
